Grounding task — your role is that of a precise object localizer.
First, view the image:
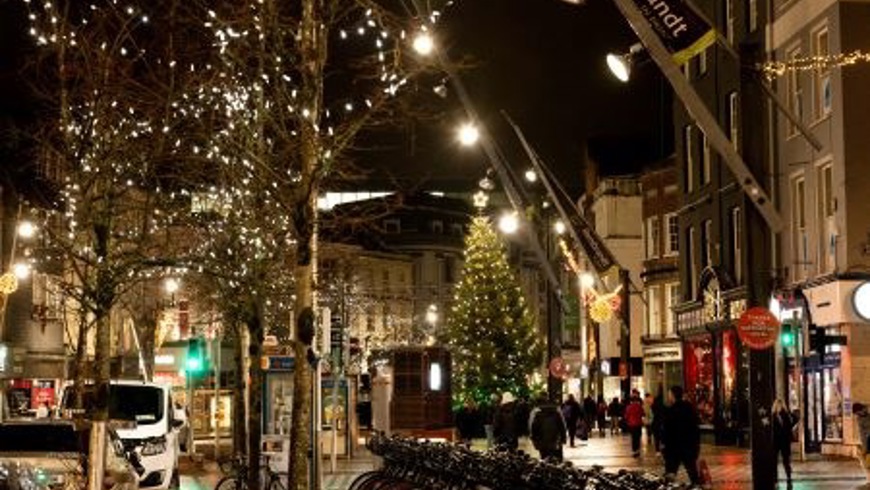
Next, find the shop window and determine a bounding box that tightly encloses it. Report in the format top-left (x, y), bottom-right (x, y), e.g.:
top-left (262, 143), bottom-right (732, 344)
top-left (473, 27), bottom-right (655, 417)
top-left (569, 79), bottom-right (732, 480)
top-left (684, 335), bottom-right (714, 426)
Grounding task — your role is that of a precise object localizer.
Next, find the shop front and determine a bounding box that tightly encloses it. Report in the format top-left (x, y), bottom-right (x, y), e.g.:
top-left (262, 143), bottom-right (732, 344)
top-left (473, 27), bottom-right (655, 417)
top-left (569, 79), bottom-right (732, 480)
top-left (642, 344), bottom-right (682, 399)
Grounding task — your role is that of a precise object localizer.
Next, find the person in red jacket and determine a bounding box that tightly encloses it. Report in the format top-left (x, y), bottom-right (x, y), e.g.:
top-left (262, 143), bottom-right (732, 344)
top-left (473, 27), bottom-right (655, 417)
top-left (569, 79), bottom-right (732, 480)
top-left (624, 389), bottom-right (646, 457)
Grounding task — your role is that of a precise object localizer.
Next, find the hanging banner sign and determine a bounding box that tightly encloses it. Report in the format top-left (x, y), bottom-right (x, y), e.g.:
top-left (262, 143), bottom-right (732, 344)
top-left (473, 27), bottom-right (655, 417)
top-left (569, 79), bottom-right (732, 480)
top-left (629, 0), bottom-right (716, 65)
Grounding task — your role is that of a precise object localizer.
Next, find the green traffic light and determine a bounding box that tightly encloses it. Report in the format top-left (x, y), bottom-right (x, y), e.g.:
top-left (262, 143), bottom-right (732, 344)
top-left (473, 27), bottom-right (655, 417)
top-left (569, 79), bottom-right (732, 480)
top-left (781, 330), bottom-right (795, 347)
top-left (186, 357), bottom-right (202, 372)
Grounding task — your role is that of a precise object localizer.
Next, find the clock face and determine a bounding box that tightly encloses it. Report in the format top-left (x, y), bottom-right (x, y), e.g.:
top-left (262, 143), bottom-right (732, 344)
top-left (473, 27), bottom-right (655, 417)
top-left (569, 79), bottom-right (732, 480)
top-left (853, 281), bottom-right (870, 321)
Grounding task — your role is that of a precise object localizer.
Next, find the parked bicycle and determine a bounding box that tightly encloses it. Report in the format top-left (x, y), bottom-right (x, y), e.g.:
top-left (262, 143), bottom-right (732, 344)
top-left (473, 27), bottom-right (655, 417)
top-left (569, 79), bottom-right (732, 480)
top-left (215, 454), bottom-right (289, 490)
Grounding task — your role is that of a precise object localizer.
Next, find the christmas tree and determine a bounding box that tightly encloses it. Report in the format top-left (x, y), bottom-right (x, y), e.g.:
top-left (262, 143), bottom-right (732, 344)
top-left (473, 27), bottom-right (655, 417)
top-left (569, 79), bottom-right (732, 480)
top-left (446, 215), bottom-right (543, 407)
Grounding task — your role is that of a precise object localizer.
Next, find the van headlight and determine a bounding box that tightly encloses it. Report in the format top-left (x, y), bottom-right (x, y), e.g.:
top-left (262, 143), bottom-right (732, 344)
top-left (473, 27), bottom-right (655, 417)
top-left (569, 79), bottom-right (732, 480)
top-left (140, 436), bottom-right (168, 456)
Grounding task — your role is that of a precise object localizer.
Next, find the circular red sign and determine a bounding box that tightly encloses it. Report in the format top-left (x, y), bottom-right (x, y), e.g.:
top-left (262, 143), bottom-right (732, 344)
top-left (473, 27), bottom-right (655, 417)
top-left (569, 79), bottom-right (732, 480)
top-left (549, 357), bottom-right (570, 380)
top-left (737, 307), bottom-right (780, 350)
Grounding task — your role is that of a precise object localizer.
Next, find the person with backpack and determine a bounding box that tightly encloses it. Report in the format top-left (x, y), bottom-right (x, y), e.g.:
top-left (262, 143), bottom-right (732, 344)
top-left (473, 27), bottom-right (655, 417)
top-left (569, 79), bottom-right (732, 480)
top-left (624, 390), bottom-right (645, 457)
top-left (530, 395), bottom-right (568, 461)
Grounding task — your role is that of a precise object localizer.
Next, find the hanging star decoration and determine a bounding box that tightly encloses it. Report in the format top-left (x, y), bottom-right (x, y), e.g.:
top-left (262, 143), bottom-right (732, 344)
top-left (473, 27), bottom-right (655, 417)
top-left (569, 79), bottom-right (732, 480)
top-left (0, 273), bottom-right (18, 295)
top-left (472, 190), bottom-right (489, 209)
top-left (586, 284), bottom-right (623, 323)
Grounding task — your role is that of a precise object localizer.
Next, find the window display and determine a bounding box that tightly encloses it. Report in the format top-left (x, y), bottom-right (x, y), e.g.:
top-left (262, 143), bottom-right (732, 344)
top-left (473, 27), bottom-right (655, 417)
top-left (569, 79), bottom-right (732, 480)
top-left (684, 335), bottom-right (714, 426)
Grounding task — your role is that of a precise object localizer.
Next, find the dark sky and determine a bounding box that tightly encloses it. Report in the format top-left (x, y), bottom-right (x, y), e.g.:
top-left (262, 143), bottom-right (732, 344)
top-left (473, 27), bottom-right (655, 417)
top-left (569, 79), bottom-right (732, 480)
top-left (1, 0), bottom-right (673, 197)
top-left (360, 0), bottom-right (674, 194)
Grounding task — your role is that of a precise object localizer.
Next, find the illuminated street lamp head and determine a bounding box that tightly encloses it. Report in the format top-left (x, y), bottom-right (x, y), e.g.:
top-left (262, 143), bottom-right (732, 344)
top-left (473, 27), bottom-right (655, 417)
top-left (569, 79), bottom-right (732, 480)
top-left (606, 53), bottom-right (631, 82)
top-left (17, 221), bottom-right (36, 239)
top-left (164, 277), bottom-right (180, 294)
top-left (554, 220), bottom-right (566, 235)
top-left (412, 31), bottom-right (434, 56)
top-left (12, 262), bottom-right (31, 280)
top-left (524, 169), bottom-right (537, 183)
top-left (579, 272), bottom-right (595, 289)
top-left (457, 122), bottom-right (480, 146)
top-left (498, 211), bottom-right (520, 235)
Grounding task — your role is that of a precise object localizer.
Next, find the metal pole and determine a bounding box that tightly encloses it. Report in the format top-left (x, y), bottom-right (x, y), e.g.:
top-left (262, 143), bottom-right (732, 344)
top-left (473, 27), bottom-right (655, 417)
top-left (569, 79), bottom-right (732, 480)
top-left (187, 363), bottom-right (195, 456)
top-left (214, 335), bottom-right (221, 461)
top-left (620, 269), bottom-right (631, 402)
top-left (797, 312), bottom-right (807, 462)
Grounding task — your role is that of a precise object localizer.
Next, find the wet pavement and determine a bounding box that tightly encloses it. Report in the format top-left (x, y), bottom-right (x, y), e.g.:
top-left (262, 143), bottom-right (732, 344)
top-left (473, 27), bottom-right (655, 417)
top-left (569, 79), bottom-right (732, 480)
top-left (179, 433), bottom-right (869, 489)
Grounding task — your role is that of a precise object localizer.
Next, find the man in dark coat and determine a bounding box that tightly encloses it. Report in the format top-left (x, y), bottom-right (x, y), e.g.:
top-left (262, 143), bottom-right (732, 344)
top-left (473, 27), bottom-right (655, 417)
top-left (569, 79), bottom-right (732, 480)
top-left (561, 394), bottom-right (582, 447)
top-left (651, 391), bottom-right (666, 452)
top-left (773, 398), bottom-right (798, 488)
top-left (662, 386), bottom-right (701, 485)
top-left (493, 391), bottom-right (520, 449)
top-left (455, 399), bottom-right (478, 444)
top-left (531, 396), bottom-right (568, 461)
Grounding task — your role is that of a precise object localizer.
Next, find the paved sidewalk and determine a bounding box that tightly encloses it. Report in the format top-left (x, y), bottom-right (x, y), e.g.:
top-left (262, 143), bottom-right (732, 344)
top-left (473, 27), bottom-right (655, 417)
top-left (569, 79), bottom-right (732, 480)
top-left (179, 435), bottom-right (868, 489)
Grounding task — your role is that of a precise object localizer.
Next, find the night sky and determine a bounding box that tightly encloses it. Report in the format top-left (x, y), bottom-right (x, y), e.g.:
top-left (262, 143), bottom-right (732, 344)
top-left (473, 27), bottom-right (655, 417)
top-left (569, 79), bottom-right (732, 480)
top-left (0, 0), bottom-right (673, 197)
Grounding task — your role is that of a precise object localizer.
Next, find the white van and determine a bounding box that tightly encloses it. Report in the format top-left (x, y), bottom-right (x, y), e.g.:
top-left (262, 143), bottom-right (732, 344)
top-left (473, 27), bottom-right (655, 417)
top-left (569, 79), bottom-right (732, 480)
top-left (62, 380), bottom-right (182, 490)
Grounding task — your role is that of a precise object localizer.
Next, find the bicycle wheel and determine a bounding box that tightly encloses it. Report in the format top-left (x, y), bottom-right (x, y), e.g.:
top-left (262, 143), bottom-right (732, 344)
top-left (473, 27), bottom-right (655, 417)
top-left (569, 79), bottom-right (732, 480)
top-left (215, 475), bottom-right (247, 490)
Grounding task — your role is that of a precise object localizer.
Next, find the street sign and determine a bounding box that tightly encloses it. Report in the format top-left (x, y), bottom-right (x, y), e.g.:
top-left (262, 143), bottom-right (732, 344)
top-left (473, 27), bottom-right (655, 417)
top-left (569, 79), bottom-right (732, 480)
top-left (737, 307), bottom-right (780, 350)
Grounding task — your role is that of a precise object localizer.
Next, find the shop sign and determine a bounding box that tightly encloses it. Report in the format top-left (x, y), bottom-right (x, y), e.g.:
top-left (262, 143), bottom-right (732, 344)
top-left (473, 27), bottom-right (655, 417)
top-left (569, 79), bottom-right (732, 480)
top-left (852, 281), bottom-right (870, 321)
top-left (737, 307), bottom-right (779, 350)
top-left (266, 356), bottom-right (295, 371)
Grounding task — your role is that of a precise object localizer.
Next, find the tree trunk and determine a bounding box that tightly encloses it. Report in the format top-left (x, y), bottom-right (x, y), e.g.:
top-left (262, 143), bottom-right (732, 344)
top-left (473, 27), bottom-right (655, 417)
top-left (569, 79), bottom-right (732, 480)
top-left (88, 309), bottom-right (112, 490)
top-left (233, 323), bottom-right (248, 457)
top-left (246, 303), bottom-right (265, 490)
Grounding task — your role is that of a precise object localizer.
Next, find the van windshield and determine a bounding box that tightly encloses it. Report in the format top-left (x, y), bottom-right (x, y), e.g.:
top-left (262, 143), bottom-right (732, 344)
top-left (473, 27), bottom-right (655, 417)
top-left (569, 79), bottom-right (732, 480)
top-left (64, 385), bottom-right (164, 425)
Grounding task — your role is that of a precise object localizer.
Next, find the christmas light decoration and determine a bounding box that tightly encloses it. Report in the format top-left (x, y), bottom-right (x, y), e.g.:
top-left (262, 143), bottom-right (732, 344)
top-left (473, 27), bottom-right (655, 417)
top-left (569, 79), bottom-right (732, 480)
top-left (761, 49), bottom-right (870, 79)
top-left (0, 273), bottom-right (18, 295)
top-left (586, 285), bottom-right (623, 324)
top-left (445, 216), bottom-right (543, 407)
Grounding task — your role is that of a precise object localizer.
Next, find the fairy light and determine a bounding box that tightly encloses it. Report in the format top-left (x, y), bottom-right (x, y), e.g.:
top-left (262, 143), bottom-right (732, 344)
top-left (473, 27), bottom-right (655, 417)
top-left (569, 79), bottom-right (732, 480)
top-left (761, 49), bottom-right (870, 79)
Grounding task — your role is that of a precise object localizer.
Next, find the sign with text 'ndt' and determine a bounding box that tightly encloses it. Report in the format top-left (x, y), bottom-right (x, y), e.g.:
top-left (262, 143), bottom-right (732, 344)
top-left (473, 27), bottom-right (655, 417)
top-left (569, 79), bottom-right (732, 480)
top-left (737, 307), bottom-right (780, 350)
top-left (630, 0), bottom-right (716, 65)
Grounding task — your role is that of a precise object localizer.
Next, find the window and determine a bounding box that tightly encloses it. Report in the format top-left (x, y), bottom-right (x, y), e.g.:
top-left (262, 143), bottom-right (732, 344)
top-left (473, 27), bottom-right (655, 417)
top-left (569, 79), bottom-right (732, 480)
top-left (681, 59), bottom-right (691, 79)
top-left (700, 131), bottom-right (711, 185)
top-left (431, 220), bottom-right (443, 234)
top-left (702, 219), bottom-right (713, 268)
top-left (726, 0), bottom-right (735, 44)
top-left (792, 176), bottom-right (808, 279)
top-left (666, 283), bottom-right (680, 335)
top-left (648, 286), bottom-right (661, 337)
top-left (684, 125), bottom-right (694, 192)
top-left (786, 47), bottom-right (803, 137)
top-left (748, 0), bottom-right (758, 32)
top-left (699, 48), bottom-right (708, 75)
top-left (647, 216), bottom-right (661, 258)
top-left (729, 92), bottom-right (740, 152)
top-left (687, 227), bottom-right (696, 300)
top-left (444, 256), bottom-right (456, 284)
top-left (384, 219), bottom-right (401, 234)
top-left (665, 213), bottom-right (679, 255)
top-left (812, 26), bottom-right (831, 119)
top-left (732, 207), bottom-right (743, 283)
top-left (817, 162), bottom-right (834, 272)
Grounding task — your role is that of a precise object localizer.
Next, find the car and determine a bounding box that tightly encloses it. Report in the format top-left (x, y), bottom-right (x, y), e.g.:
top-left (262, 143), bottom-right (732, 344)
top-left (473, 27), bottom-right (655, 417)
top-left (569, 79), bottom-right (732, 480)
top-left (61, 381), bottom-right (183, 490)
top-left (0, 420), bottom-right (141, 490)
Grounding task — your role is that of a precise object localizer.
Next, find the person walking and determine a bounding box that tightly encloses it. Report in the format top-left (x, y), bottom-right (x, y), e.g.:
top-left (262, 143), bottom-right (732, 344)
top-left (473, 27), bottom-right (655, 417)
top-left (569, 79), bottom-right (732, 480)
top-left (608, 397), bottom-right (623, 435)
top-left (530, 396), bottom-right (568, 461)
top-left (596, 395), bottom-right (608, 437)
top-left (493, 391), bottom-right (520, 449)
top-left (662, 386), bottom-right (701, 485)
top-left (651, 391), bottom-right (665, 452)
top-left (773, 398), bottom-right (798, 488)
top-left (455, 398), bottom-right (478, 445)
top-left (624, 390), bottom-right (645, 457)
top-left (561, 394), bottom-right (582, 447)
top-left (643, 392), bottom-right (654, 446)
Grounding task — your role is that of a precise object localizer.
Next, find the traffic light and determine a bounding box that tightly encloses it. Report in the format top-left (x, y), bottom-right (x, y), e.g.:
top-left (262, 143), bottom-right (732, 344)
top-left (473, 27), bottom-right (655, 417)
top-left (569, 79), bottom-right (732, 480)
top-left (780, 323), bottom-right (796, 347)
top-left (186, 336), bottom-right (207, 374)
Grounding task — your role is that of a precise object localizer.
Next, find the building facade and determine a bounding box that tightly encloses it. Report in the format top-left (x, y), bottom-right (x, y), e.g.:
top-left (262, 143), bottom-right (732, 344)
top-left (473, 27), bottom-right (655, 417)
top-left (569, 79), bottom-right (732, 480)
top-left (672, 0), bottom-right (773, 445)
top-left (769, 0), bottom-right (870, 455)
top-left (640, 163), bottom-right (682, 398)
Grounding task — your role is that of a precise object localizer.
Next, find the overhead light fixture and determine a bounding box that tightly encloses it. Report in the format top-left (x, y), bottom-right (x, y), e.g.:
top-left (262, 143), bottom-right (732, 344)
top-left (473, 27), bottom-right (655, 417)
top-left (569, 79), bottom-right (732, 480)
top-left (606, 43), bottom-right (643, 83)
top-left (412, 31), bottom-right (434, 56)
top-left (457, 122), bottom-right (480, 146)
top-left (498, 212), bottom-right (519, 235)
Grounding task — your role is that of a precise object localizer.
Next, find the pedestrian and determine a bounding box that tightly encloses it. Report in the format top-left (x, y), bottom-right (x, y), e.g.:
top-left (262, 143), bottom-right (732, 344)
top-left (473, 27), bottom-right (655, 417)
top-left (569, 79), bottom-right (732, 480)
top-left (651, 391), bottom-right (665, 452)
top-left (455, 398), bottom-right (478, 445)
top-left (530, 395), bottom-right (568, 461)
top-left (608, 397), bottom-right (622, 435)
top-left (493, 391), bottom-right (520, 449)
top-left (643, 392), bottom-right (654, 445)
top-left (35, 402), bottom-right (50, 419)
top-left (484, 393), bottom-right (500, 448)
top-left (582, 395), bottom-right (597, 438)
top-left (773, 398), bottom-right (798, 488)
top-left (596, 395), bottom-right (608, 437)
top-left (662, 385), bottom-right (701, 485)
top-left (624, 390), bottom-right (645, 457)
top-left (561, 394), bottom-right (582, 447)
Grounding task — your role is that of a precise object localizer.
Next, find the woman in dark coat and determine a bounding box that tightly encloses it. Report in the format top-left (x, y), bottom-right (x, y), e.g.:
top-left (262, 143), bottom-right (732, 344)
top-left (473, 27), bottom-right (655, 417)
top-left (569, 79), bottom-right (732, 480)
top-left (773, 398), bottom-right (798, 488)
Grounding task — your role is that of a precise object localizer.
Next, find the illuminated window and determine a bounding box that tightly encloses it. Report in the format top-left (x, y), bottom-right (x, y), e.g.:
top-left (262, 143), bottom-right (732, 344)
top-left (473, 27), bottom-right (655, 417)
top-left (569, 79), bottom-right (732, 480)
top-left (813, 26), bottom-right (832, 119)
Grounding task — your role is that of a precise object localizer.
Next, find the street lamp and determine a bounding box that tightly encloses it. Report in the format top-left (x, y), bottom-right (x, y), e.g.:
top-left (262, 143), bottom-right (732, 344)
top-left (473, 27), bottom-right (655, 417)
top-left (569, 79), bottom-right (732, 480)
top-left (12, 263), bottom-right (30, 280)
top-left (164, 278), bottom-right (180, 295)
top-left (553, 220), bottom-right (566, 235)
top-left (605, 43), bottom-right (643, 83)
top-left (498, 211), bottom-right (519, 235)
top-left (456, 122), bottom-right (480, 147)
top-left (524, 169), bottom-right (537, 183)
top-left (579, 272), bottom-right (595, 289)
top-left (17, 221), bottom-right (36, 239)
top-left (412, 30), bottom-right (434, 56)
